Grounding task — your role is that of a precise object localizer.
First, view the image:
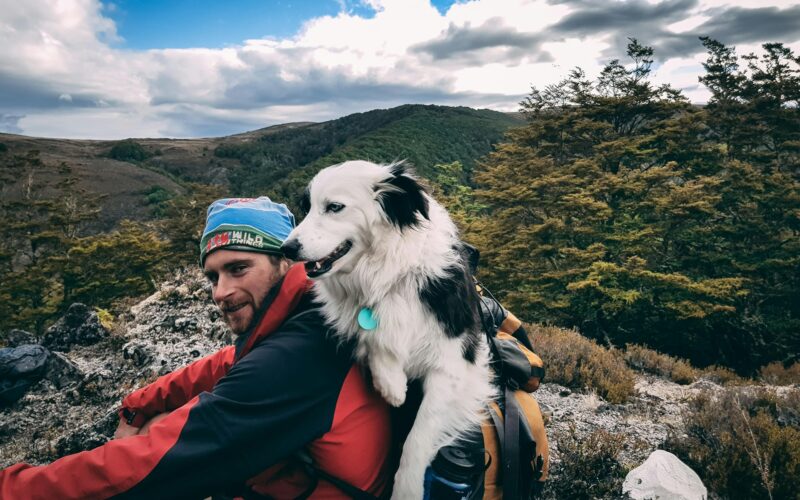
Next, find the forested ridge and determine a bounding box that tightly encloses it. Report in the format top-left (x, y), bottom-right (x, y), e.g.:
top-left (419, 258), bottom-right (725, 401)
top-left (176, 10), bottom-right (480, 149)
top-left (1, 39), bottom-right (798, 374)
top-left (466, 39), bottom-right (799, 373)
top-left (214, 104), bottom-right (521, 206)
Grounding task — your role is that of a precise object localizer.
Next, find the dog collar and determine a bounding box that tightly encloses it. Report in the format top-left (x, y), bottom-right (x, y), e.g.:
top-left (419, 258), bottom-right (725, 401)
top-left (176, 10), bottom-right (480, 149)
top-left (358, 307), bottom-right (378, 330)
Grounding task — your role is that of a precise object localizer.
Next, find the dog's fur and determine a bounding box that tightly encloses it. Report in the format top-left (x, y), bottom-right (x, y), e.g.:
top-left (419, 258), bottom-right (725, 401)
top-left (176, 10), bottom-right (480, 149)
top-left (281, 161), bottom-right (494, 499)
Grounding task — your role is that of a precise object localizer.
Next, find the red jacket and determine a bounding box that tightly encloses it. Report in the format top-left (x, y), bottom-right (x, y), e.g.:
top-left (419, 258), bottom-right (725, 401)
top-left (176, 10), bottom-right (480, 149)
top-left (0, 264), bottom-right (392, 499)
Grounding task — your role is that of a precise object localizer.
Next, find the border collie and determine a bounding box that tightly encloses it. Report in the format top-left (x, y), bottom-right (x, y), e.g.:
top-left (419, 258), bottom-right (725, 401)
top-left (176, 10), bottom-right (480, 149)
top-left (281, 161), bottom-right (494, 499)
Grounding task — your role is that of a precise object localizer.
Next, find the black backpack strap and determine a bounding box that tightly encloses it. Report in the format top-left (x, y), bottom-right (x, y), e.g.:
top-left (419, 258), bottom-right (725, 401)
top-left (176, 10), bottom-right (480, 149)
top-left (488, 403), bottom-right (504, 441)
top-left (503, 386), bottom-right (521, 500)
top-left (295, 450), bottom-right (383, 500)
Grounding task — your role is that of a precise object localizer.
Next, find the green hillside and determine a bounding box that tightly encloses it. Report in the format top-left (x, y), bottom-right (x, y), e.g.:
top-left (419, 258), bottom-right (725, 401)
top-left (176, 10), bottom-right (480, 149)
top-left (214, 104), bottom-right (523, 208)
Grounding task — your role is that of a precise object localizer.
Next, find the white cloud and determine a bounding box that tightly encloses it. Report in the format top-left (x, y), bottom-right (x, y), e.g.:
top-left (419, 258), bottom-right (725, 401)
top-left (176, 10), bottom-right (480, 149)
top-left (666, 14), bottom-right (710, 34)
top-left (0, 0), bottom-right (798, 138)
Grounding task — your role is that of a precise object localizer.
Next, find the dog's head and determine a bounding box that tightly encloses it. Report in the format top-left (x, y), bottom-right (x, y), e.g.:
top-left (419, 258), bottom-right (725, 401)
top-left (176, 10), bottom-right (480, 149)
top-left (281, 161), bottom-right (429, 279)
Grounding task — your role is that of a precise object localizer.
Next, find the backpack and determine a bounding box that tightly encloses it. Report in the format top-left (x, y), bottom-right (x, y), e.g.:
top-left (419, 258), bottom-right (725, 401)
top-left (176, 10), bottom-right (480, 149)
top-left (478, 284), bottom-right (549, 499)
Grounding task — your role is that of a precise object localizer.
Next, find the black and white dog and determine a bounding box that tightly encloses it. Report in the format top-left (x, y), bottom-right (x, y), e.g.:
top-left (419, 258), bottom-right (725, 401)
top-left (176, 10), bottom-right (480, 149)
top-left (281, 161), bottom-right (494, 499)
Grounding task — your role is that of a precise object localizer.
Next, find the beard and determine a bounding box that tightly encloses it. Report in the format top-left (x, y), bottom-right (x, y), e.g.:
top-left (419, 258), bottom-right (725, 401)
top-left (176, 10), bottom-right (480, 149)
top-left (220, 289), bottom-right (270, 335)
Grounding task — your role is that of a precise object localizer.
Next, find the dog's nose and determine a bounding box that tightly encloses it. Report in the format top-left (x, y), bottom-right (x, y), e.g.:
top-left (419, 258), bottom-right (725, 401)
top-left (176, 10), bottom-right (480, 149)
top-left (281, 239), bottom-right (302, 260)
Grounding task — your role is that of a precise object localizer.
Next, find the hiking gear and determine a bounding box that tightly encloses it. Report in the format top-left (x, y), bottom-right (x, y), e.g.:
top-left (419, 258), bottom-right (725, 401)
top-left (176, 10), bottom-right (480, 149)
top-left (200, 197), bottom-right (296, 266)
top-left (423, 438), bottom-right (485, 500)
top-left (358, 307), bottom-right (379, 330)
top-left (478, 283), bottom-right (549, 499)
top-left (297, 281), bottom-right (550, 500)
top-left (0, 264), bottom-right (391, 499)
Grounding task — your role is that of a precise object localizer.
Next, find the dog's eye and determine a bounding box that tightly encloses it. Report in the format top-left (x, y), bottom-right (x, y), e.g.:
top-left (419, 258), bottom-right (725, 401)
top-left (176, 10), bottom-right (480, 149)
top-left (326, 202), bottom-right (345, 213)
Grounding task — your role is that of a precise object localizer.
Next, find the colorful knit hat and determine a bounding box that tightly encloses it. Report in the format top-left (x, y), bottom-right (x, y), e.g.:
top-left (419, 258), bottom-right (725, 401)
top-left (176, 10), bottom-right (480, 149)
top-left (200, 197), bottom-right (296, 266)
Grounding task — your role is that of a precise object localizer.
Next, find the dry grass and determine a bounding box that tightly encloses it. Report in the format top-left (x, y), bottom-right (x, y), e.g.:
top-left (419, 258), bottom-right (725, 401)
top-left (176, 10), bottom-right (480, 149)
top-left (624, 344), bottom-right (700, 384)
top-left (529, 324), bottom-right (636, 404)
top-left (543, 424), bottom-right (630, 500)
top-left (700, 365), bottom-right (747, 386)
top-left (759, 362), bottom-right (800, 386)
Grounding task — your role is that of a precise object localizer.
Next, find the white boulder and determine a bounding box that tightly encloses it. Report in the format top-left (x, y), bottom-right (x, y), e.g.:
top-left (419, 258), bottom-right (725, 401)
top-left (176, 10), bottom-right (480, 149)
top-left (623, 450), bottom-right (707, 500)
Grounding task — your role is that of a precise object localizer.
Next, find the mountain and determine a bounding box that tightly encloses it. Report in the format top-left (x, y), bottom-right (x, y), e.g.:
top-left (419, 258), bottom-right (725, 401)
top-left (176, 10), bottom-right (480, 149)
top-left (211, 104), bottom-right (523, 206)
top-left (0, 105), bottom-right (522, 230)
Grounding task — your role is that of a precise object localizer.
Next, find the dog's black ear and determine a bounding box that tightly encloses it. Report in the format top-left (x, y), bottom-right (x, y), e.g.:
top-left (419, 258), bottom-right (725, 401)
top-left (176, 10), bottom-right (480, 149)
top-left (375, 164), bottom-right (429, 228)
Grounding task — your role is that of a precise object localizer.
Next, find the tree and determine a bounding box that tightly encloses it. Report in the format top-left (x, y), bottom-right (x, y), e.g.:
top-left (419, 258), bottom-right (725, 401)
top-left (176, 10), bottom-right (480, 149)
top-left (472, 39), bottom-right (799, 372)
top-left (0, 153), bottom-right (102, 334)
top-left (155, 183), bottom-right (226, 265)
top-left (701, 38), bottom-right (800, 174)
top-left (428, 161), bottom-right (487, 233)
top-left (63, 221), bottom-right (169, 308)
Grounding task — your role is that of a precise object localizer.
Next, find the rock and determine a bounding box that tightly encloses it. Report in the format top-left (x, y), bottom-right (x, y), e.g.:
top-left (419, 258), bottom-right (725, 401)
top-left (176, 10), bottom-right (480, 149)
top-left (122, 342), bottom-right (153, 367)
top-left (0, 268), bottom-right (230, 467)
top-left (559, 388), bottom-right (572, 397)
top-left (0, 345), bottom-right (50, 406)
top-left (0, 345), bottom-right (50, 379)
top-left (6, 329), bottom-right (37, 347)
top-left (174, 317), bottom-right (197, 332)
top-left (42, 303), bottom-right (109, 352)
top-left (45, 352), bottom-right (85, 389)
top-left (623, 450), bottom-right (707, 500)
top-left (0, 379), bottom-right (35, 407)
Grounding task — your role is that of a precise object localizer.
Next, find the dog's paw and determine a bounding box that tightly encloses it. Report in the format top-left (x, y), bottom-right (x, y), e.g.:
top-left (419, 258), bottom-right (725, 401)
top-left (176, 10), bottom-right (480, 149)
top-left (375, 379), bottom-right (407, 407)
top-left (372, 371), bottom-right (407, 407)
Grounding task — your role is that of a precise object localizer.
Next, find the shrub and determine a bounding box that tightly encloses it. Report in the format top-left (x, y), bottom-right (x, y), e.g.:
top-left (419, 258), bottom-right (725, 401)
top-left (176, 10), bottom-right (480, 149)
top-left (624, 344), bottom-right (700, 384)
top-left (0, 142), bottom-right (8, 153)
top-left (701, 365), bottom-right (747, 386)
top-left (666, 387), bottom-right (800, 499)
top-left (759, 362), bottom-right (800, 386)
top-left (530, 324), bottom-right (636, 403)
top-left (544, 424), bottom-right (629, 499)
top-left (95, 308), bottom-right (114, 330)
top-left (144, 186), bottom-right (175, 205)
top-left (109, 140), bottom-right (150, 162)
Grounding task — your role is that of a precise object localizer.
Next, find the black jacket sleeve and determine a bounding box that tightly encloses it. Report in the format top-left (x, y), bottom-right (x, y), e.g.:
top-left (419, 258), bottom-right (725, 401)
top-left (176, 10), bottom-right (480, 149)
top-left (115, 310), bottom-right (351, 500)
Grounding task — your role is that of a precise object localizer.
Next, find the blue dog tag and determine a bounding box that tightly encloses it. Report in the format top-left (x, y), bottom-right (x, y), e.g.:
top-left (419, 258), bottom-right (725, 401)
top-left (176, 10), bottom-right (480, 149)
top-left (358, 307), bottom-right (378, 330)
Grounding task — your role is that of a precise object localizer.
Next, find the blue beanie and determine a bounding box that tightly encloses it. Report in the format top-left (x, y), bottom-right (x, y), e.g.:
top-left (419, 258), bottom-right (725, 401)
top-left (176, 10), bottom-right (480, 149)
top-left (200, 197), bottom-right (295, 266)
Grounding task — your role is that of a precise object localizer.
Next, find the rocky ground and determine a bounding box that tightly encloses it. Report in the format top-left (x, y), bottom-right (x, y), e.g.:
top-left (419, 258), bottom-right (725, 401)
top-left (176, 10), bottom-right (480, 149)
top-left (1, 269), bottom-right (795, 499)
top-left (537, 375), bottom-right (727, 468)
top-left (0, 269), bottom-right (230, 466)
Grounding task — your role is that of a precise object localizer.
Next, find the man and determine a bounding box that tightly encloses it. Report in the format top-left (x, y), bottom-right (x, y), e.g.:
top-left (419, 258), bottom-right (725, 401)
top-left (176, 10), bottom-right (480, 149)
top-left (0, 197), bottom-right (392, 499)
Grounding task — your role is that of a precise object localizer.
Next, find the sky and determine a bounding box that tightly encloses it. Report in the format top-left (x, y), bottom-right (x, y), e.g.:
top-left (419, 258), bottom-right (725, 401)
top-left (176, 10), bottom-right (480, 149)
top-left (0, 0), bottom-right (799, 139)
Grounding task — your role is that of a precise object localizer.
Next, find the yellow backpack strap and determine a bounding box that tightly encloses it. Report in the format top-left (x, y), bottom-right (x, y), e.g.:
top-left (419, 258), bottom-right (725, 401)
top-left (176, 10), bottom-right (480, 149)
top-left (512, 391), bottom-right (550, 484)
top-left (483, 404), bottom-right (503, 500)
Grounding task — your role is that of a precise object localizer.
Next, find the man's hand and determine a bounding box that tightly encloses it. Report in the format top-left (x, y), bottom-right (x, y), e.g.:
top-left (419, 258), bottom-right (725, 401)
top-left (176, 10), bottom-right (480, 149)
top-left (114, 420), bottom-right (140, 440)
top-left (114, 413), bottom-right (169, 439)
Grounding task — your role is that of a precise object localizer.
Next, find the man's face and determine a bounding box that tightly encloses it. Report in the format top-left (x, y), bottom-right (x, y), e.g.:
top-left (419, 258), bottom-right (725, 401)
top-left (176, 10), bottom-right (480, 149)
top-left (203, 250), bottom-right (289, 335)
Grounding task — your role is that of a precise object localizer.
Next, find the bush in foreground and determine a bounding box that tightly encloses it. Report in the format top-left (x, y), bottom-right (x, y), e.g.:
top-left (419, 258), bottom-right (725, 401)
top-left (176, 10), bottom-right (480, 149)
top-left (667, 388), bottom-right (800, 500)
top-left (543, 424), bottom-right (629, 500)
top-left (530, 325), bottom-right (636, 403)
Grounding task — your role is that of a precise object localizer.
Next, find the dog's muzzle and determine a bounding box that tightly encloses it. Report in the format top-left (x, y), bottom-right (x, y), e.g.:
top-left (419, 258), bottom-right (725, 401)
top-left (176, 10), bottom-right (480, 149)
top-left (304, 240), bottom-right (353, 278)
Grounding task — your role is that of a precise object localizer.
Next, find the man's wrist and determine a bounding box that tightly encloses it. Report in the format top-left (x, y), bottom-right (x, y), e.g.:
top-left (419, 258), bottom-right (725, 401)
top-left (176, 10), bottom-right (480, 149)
top-left (119, 407), bottom-right (146, 427)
